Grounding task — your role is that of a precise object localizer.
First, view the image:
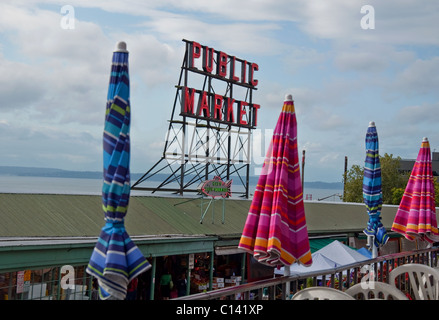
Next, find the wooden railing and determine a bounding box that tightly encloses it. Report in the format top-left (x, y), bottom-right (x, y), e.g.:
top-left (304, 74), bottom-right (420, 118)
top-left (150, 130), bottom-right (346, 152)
top-left (173, 247), bottom-right (439, 300)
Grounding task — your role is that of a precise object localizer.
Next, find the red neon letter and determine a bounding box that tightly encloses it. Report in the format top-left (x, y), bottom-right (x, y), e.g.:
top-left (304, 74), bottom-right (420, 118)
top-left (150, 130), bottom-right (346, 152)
top-left (203, 46), bottom-right (214, 73)
top-left (241, 60), bottom-right (247, 84)
top-left (225, 97), bottom-right (235, 123)
top-left (217, 51), bottom-right (228, 77)
top-left (238, 101), bottom-right (248, 126)
top-left (212, 94), bottom-right (223, 121)
top-left (251, 104), bottom-right (260, 127)
top-left (190, 41), bottom-right (201, 69)
top-left (197, 91), bottom-right (210, 118)
top-left (249, 63), bottom-right (259, 86)
top-left (182, 87), bottom-right (195, 114)
top-left (230, 56), bottom-right (240, 82)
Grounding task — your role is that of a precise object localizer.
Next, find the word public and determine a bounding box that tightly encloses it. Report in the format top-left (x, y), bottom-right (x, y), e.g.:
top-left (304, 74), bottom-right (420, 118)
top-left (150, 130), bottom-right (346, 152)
top-left (180, 41), bottom-right (261, 128)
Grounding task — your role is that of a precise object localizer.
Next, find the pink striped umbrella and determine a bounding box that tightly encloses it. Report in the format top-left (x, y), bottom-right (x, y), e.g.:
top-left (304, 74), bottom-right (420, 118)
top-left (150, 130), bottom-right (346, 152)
top-left (392, 137), bottom-right (439, 243)
top-left (239, 94), bottom-right (312, 267)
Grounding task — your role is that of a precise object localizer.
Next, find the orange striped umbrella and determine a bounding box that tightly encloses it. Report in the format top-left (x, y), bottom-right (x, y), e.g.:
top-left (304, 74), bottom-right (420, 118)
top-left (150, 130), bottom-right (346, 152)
top-left (392, 137), bottom-right (439, 243)
top-left (239, 94), bottom-right (312, 267)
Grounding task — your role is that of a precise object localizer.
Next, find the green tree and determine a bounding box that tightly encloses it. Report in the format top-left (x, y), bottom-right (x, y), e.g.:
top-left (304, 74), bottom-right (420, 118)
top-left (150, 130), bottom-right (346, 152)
top-left (435, 178), bottom-right (439, 205)
top-left (390, 178), bottom-right (439, 205)
top-left (343, 153), bottom-right (409, 204)
top-left (391, 187), bottom-right (405, 205)
top-left (380, 153), bottom-right (409, 204)
top-left (343, 164), bottom-right (364, 203)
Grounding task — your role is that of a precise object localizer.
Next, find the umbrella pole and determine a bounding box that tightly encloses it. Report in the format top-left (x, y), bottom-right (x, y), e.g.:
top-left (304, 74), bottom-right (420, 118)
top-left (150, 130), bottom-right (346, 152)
top-left (368, 235), bottom-right (377, 282)
top-left (284, 266), bottom-right (290, 299)
top-left (368, 236), bottom-right (378, 259)
top-left (372, 243), bottom-right (377, 259)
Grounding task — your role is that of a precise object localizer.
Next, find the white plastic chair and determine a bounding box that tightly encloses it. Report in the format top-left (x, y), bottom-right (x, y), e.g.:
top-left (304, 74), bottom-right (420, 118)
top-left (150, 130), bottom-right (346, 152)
top-left (291, 287), bottom-right (355, 300)
top-left (389, 264), bottom-right (439, 300)
top-left (345, 281), bottom-right (408, 300)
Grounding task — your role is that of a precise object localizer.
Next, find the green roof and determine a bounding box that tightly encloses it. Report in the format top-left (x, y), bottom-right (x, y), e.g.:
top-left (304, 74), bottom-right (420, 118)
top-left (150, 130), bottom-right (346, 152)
top-left (0, 193), bottom-right (403, 238)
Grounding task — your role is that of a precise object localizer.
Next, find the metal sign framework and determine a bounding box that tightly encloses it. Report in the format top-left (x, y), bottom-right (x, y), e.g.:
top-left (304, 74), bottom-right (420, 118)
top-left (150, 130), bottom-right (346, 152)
top-left (131, 39), bottom-right (258, 198)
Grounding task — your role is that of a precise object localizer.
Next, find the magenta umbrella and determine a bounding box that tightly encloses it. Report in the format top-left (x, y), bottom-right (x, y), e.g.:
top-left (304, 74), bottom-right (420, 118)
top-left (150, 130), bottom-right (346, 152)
top-left (238, 94), bottom-right (312, 268)
top-left (392, 137), bottom-right (439, 243)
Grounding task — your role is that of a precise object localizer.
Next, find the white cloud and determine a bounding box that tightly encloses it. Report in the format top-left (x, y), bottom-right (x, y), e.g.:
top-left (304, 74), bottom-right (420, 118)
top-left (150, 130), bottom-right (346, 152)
top-left (0, 56), bottom-right (46, 110)
top-left (0, 121), bottom-right (101, 170)
top-left (0, 0), bottom-right (438, 183)
top-left (396, 103), bottom-right (439, 124)
top-left (373, 1), bottom-right (439, 46)
top-left (335, 49), bottom-right (388, 73)
top-left (0, 4), bottom-right (111, 124)
top-left (113, 33), bottom-right (181, 87)
top-left (392, 57), bottom-right (439, 96)
top-left (307, 107), bottom-right (346, 131)
top-left (298, 0), bottom-right (439, 46)
top-left (283, 47), bottom-right (327, 74)
top-left (298, 1), bottom-right (359, 41)
top-left (142, 17), bottom-right (283, 56)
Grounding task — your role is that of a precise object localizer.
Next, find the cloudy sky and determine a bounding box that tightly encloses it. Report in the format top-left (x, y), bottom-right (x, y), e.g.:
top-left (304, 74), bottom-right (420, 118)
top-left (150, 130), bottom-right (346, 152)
top-left (1, 0), bottom-right (438, 183)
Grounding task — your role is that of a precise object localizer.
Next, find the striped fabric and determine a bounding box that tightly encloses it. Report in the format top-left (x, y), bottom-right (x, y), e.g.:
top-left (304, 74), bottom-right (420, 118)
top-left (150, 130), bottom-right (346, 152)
top-left (362, 123), bottom-right (388, 246)
top-left (392, 138), bottom-right (439, 243)
top-left (238, 98), bottom-right (312, 267)
top-left (86, 44), bottom-right (151, 300)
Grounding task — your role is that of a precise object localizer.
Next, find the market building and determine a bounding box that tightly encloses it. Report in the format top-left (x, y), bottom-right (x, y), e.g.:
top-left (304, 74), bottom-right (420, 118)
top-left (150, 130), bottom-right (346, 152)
top-left (0, 192), bottom-right (424, 300)
top-left (399, 151), bottom-right (439, 176)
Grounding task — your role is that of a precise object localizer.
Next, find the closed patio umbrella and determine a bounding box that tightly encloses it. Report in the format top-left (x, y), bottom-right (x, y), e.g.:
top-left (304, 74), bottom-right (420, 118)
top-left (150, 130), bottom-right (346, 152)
top-left (86, 42), bottom-right (151, 300)
top-left (238, 94), bottom-right (312, 268)
top-left (363, 122), bottom-right (388, 258)
top-left (392, 137), bottom-right (439, 243)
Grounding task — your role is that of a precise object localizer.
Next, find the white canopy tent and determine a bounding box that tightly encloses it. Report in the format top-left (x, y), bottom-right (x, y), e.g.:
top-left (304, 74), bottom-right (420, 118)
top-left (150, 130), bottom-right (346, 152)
top-left (315, 240), bottom-right (370, 265)
top-left (274, 252), bottom-right (341, 275)
top-left (275, 240), bottom-right (371, 276)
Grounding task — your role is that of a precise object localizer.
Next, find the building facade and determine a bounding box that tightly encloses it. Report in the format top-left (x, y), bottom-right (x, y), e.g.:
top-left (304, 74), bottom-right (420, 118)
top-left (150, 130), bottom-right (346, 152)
top-left (0, 193), bottom-right (423, 300)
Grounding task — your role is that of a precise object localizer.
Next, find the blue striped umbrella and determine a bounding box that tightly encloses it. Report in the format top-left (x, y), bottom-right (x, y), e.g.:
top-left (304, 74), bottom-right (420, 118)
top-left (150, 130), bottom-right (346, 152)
top-left (363, 122), bottom-right (388, 257)
top-left (86, 42), bottom-right (151, 300)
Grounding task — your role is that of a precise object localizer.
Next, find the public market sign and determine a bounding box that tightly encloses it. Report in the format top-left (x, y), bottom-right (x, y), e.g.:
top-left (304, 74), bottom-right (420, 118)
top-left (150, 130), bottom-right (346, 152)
top-left (180, 40), bottom-right (260, 128)
top-left (199, 176), bottom-right (232, 198)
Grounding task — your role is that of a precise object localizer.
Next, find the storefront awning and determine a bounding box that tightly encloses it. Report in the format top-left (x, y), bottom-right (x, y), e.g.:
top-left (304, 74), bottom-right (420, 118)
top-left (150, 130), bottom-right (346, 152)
top-left (215, 246), bottom-right (243, 255)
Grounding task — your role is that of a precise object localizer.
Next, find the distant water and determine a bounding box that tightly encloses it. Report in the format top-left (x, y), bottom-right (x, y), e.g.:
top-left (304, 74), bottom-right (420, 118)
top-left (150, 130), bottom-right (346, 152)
top-left (0, 176), bottom-right (103, 195)
top-left (0, 175), bottom-right (343, 202)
